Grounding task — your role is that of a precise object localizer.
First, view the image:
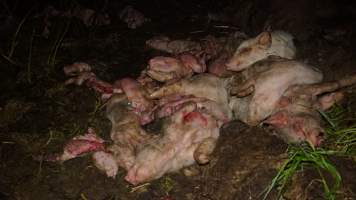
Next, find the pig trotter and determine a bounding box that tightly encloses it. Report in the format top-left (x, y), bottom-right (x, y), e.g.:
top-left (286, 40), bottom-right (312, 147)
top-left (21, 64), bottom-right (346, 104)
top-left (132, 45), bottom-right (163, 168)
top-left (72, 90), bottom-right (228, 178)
top-left (230, 78), bottom-right (255, 97)
top-left (193, 137), bottom-right (217, 165)
top-left (92, 151), bottom-right (118, 178)
top-left (149, 82), bottom-right (183, 99)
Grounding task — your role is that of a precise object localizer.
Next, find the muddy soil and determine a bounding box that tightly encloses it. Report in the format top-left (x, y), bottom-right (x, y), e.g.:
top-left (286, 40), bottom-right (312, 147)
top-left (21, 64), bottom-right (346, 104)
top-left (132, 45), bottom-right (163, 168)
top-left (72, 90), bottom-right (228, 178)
top-left (1, 0), bottom-right (356, 199)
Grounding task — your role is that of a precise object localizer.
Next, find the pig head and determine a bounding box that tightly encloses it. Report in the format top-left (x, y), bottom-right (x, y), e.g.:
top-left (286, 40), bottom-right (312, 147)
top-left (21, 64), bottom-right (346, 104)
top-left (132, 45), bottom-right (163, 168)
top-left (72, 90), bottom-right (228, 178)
top-left (104, 93), bottom-right (153, 170)
top-left (125, 102), bottom-right (220, 185)
top-left (117, 78), bottom-right (155, 125)
top-left (264, 73), bottom-right (356, 146)
top-left (146, 54), bottom-right (206, 82)
top-left (226, 31), bottom-right (296, 72)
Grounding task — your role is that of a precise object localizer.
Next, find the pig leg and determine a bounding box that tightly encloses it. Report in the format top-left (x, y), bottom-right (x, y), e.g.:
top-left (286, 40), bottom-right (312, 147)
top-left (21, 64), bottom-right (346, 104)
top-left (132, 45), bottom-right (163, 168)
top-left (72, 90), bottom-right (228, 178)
top-left (107, 144), bottom-right (136, 170)
top-left (92, 151), bottom-right (118, 178)
top-left (196, 100), bottom-right (231, 123)
top-left (155, 96), bottom-right (204, 119)
top-left (38, 128), bottom-right (105, 162)
top-left (149, 82), bottom-right (183, 99)
top-left (193, 137), bottom-right (217, 165)
top-left (303, 74), bottom-right (356, 95)
top-left (315, 91), bottom-right (344, 111)
top-left (146, 70), bottom-right (175, 82)
top-left (230, 79), bottom-right (255, 97)
top-left (182, 165), bottom-right (201, 176)
top-left (64, 72), bottom-right (116, 95)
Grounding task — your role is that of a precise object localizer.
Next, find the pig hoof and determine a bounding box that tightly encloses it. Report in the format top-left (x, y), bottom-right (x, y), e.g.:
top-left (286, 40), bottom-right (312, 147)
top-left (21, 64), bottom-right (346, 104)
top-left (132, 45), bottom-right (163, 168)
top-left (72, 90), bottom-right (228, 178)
top-left (92, 151), bottom-right (118, 178)
top-left (194, 153), bottom-right (211, 165)
top-left (183, 165), bottom-right (200, 177)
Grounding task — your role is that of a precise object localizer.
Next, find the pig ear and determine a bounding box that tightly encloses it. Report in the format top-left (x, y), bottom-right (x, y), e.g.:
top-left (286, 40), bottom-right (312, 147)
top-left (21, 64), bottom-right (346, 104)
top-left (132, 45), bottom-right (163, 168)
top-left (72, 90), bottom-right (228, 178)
top-left (257, 32), bottom-right (272, 47)
top-left (263, 111), bottom-right (289, 128)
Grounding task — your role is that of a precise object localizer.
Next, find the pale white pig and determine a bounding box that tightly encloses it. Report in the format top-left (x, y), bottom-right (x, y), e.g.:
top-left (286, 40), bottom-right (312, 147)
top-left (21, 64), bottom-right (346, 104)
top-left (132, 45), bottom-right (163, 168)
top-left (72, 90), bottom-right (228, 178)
top-left (226, 31), bottom-right (296, 72)
top-left (125, 102), bottom-right (220, 185)
top-left (229, 57), bottom-right (323, 126)
top-left (150, 73), bottom-right (233, 121)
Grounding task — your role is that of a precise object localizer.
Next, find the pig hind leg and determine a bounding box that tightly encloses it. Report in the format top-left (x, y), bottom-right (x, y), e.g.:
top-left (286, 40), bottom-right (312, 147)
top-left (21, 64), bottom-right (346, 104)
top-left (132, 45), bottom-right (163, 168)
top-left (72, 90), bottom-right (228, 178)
top-left (316, 91), bottom-right (344, 111)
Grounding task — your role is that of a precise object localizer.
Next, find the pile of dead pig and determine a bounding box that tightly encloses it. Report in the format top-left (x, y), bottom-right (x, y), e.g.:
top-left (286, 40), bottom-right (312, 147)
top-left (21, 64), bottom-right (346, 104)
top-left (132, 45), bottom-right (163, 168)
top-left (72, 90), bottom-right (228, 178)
top-left (41, 30), bottom-right (356, 186)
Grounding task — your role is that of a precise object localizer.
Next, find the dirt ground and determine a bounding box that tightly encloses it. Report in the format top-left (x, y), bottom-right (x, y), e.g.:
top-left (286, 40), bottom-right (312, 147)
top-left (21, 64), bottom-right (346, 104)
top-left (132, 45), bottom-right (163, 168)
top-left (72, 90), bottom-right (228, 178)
top-left (0, 0), bottom-right (356, 199)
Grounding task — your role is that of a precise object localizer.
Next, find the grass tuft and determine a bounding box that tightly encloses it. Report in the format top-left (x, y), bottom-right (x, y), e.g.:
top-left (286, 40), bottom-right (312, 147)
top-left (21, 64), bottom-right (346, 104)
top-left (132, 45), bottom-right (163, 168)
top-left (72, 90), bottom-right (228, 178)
top-left (263, 105), bottom-right (356, 200)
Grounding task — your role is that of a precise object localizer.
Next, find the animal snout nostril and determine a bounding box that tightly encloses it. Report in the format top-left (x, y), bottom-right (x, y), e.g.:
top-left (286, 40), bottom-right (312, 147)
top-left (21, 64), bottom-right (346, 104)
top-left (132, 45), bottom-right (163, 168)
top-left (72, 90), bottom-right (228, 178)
top-left (318, 131), bottom-right (325, 137)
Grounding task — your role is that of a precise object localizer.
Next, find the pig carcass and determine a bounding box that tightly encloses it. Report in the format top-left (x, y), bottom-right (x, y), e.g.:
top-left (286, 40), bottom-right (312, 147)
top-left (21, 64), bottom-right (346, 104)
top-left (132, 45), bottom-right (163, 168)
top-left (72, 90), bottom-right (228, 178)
top-left (150, 73), bottom-right (233, 122)
top-left (63, 62), bottom-right (119, 98)
top-left (93, 93), bottom-right (154, 178)
top-left (263, 73), bottom-right (356, 146)
top-left (146, 53), bottom-right (206, 82)
top-left (125, 102), bottom-right (221, 185)
top-left (38, 128), bottom-right (105, 162)
top-left (226, 31), bottom-right (296, 72)
top-left (229, 57), bottom-right (323, 127)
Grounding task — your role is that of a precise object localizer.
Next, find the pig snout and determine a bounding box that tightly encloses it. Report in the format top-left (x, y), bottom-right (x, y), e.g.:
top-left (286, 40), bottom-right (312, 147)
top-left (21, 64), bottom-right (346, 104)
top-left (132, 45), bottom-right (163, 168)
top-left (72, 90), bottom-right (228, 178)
top-left (225, 56), bottom-right (242, 71)
top-left (306, 129), bottom-right (324, 147)
top-left (264, 111), bottom-right (325, 147)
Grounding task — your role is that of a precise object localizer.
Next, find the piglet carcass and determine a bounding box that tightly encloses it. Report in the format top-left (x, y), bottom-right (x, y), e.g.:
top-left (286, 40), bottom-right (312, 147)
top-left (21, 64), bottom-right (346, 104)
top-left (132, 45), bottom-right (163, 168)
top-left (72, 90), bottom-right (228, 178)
top-left (39, 128), bottom-right (105, 162)
top-left (229, 57), bottom-right (325, 145)
top-left (147, 54), bottom-right (206, 82)
top-left (226, 31), bottom-right (296, 72)
top-left (229, 57), bottom-right (323, 125)
top-left (264, 73), bottom-right (356, 146)
top-left (150, 73), bottom-right (233, 122)
top-left (93, 93), bottom-right (154, 178)
top-left (125, 102), bottom-right (220, 185)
